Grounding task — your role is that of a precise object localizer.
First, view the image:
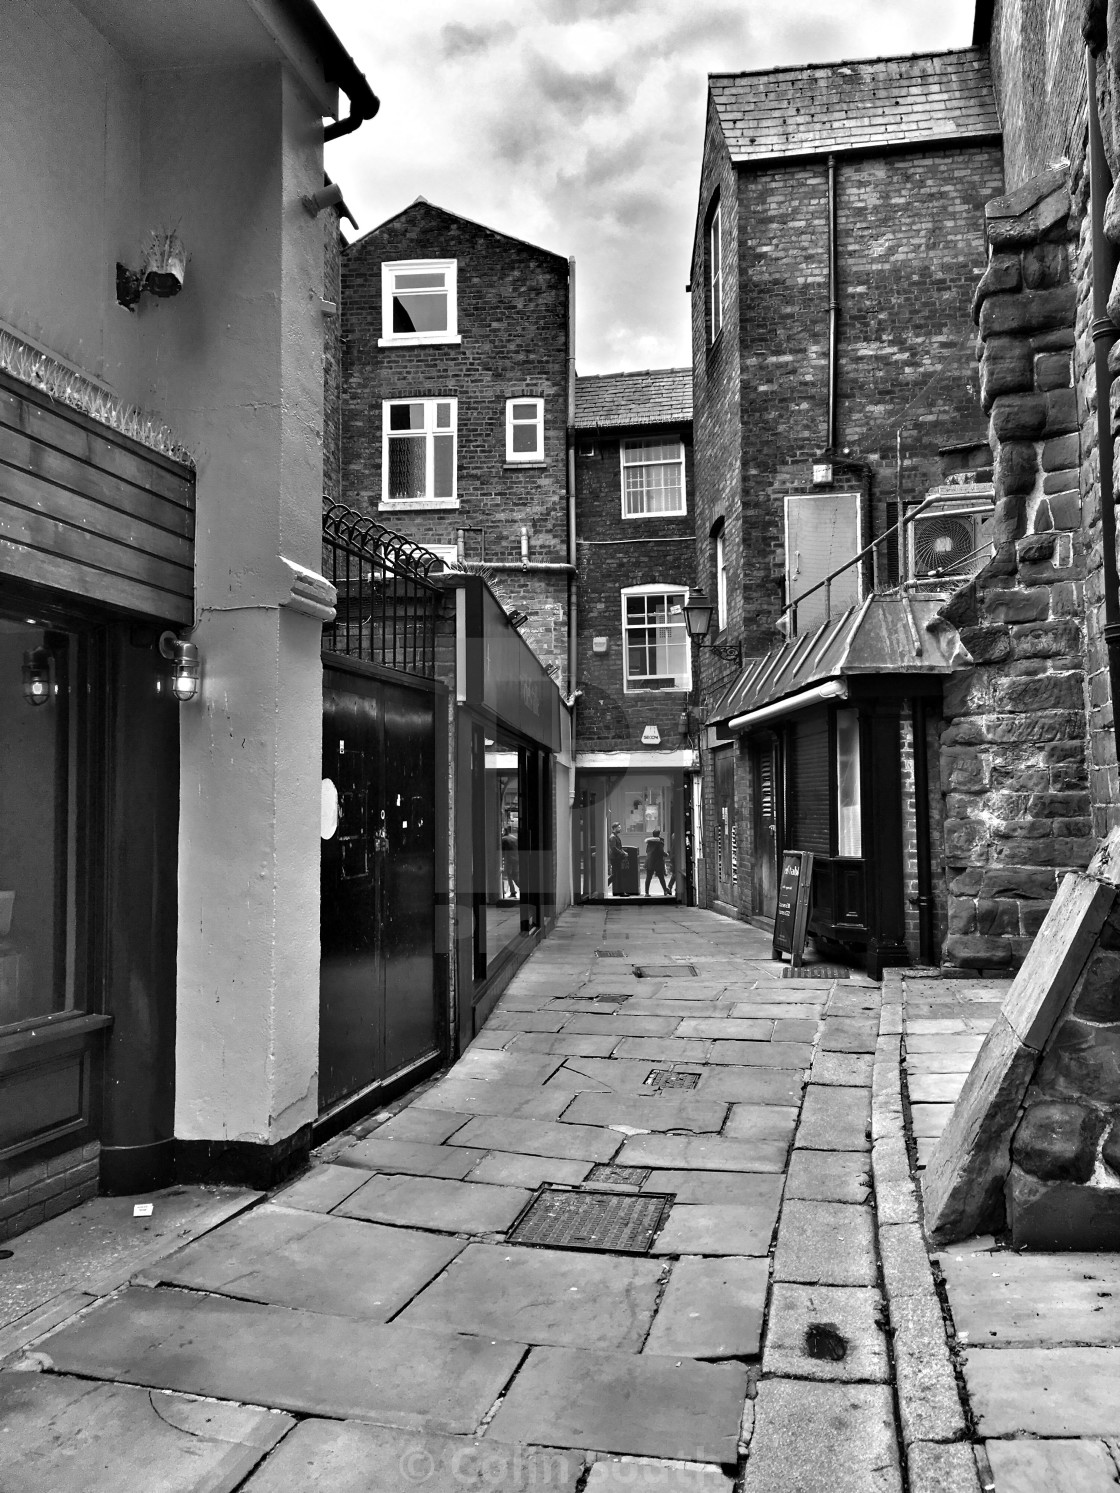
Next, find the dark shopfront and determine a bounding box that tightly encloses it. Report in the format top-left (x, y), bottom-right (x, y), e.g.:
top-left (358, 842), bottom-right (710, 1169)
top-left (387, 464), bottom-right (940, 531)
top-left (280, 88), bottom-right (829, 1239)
top-left (0, 372), bottom-right (192, 1221)
top-left (709, 598), bottom-right (955, 977)
top-left (453, 577), bottom-right (562, 1042)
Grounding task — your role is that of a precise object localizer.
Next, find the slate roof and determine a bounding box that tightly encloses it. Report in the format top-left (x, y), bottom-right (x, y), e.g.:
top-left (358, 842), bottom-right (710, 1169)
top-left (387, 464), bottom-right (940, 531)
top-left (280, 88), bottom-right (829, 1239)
top-left (574, 369), bottom-right (693, 431)
top-left (710, 48), bottom-right (999, 163)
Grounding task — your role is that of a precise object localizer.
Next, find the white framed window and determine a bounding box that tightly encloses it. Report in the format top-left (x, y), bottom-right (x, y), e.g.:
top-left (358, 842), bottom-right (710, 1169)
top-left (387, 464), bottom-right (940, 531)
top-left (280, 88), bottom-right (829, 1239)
top-left (506, 398), bottom-right (544, 462)
top-left (381, 398), bottom-right (458, 509)
top-left (379, 259), bottom-right (459, 346)
top-left (707, 201), bottom-right (723, 343)
top-left (621, 439), bottom-right (686, 518)
top-left (622, 585), bottom-right (691, 693)
top-left (716, 529), bottom-right (728, 631)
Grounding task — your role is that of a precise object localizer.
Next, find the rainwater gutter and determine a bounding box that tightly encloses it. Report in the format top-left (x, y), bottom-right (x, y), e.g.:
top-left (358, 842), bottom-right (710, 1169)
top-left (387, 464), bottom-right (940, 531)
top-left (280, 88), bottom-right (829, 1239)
top-left (827, 153), bottom-right (838, 453)
top-left (728, 678), bottom-right (848, 735)
top-left (273, 0), bottom-right (380, 138)
top-left (1087, 48), bottom-right (1120, 735)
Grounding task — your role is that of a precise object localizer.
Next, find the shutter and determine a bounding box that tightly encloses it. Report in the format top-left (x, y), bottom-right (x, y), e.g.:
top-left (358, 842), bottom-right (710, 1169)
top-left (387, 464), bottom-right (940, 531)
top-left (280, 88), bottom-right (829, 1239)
top-left (789, 711), bottom-right (831, 855)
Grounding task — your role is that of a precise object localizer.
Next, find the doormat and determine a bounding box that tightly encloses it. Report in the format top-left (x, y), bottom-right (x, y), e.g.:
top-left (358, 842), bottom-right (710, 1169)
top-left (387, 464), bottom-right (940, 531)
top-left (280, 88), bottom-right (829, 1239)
top-left (634, 964), bottom-right (698, 978)
top-left (782, 965), bottom-right (851, 980)
top-left (506, 1187), bottom-right (673, 1254)
top-left (596, 950), bottom-right (625, 958)
top-left (644, 1068), bottom-right (700, 1091)
top-left (586, 1164), bottom-right (652, 1187)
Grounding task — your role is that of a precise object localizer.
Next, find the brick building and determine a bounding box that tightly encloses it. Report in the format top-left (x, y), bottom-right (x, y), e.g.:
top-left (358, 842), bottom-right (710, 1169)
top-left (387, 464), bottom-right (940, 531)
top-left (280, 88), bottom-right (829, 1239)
top-left (340, 199), bottom-right (575, 688)
top-left (571, 369), bottom-right (697, 900)
top-left (688, 50), bottom-right (1006, 971)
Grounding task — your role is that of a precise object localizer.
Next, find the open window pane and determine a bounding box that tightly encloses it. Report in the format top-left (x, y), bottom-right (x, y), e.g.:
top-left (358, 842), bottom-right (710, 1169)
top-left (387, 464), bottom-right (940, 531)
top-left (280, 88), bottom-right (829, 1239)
top-left (382, 261), bottom-right (457, 342)
top-left (393, 292), bottom-right (447, 335)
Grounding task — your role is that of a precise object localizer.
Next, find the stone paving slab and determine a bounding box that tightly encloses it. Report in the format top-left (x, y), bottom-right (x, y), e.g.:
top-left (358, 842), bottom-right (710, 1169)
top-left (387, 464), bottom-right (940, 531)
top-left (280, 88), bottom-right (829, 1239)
top-left (785, 1148), bottom-right (871, 1204)
top-left (336, 1174), bottom-right (533, 1236)
top-left (38, 1287), bottom-right (526, 1433)
top-left (372, 1108), bottom-right (473, 1143)
top-left (448, 1115), bottom-right (620, 1162)
top-left (453, 1050), bottom-right (564, 1085)
top-left (674, 1018), bottom-right (776, 1040)
top-left (721, 1103), bottom-right (800, 1145)
top-left (906, 1071), bottom-right (970, 1102)
top-left (133, 1203), bottom-right (464, 1318)
top-left (465, 1153), bottom-right (593, 1188)
top-left (904, 1050), bottom-right (981, 1073)
top-left (939, 1246), bottom-right (1120, 1344)
top-left (412, 1078), bottom-right (573, 1120)
top-left (0, 1375), bottom-right (293, 1493)
top-left (613, 1037), bottom-right (713, 1062)
top-left (271, 1163), bottom-right (373, 1215)
top-left (241, 1420), bottom-right (585, 1493)
top-left (772, 1019), bottom-right (820, 1042)
top-left (708, 1040), bottom-right (813, 1067)
top-left (795, 1085), bottom-right (871, 1152)
top-left (764, 1282), bottom-right (890, 1382)
top-left (545, 1057), bottom-right (665, 1092)
top-left (652, 1195), bottom-right (782, 1256)
top-left (639, 1169), bottom-right (786, 1205)
top-left (490, 1011), bottom-right (571, 1031)
top-left (743, 1379), bottom-right (902, 1493)
top-left (963, 1347), bottom-right (1120, 1435)
top-left (507, 1032), bottom-right (622, 1057)
top-left (617, 1132), bottom-right (789, 1173)
top-left (903, 1033), bottom-right (985, 1054)
top-left (486, 1345), bottom-right (747, 1464)
top-left (559, 1091), bottom-right (729, 1133)
top-left (585, 1460), bottom-right (733, 1491)
top-left (559, 1016), bottom-right (684, 1037)
top-left (773, 1201), bottom-right (877, 1286)
top-left (906, 1442), bottom-right (981, 1493)
top-left (395, 1242), bottom-right (662, 1351)
top-left (984, 1438), bottom-right (1120, 1493)
top-left (643, 1255), bottom-right (769, 1358)
top-left (336, 1137), bottom-right (487, 1179)
top-left (732, 1001), bottom-right (823, 1019)
top-left (695, 1067), bottom-right (806, 1104)
top-left (818, 1019), bottom-right (879, 1053)
top-left (909, 1104), bottom-right (950, 1138)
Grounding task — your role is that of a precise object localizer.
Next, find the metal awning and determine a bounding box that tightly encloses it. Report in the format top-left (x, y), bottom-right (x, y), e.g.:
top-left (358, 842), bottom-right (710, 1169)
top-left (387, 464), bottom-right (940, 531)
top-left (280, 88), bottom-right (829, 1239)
top-left (709, 594), bottom-right (964, 732)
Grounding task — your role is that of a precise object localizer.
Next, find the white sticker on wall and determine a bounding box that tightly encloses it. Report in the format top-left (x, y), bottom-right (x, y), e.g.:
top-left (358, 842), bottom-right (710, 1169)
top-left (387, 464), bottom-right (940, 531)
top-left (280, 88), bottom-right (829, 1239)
top-left (321, 778), bottom-right (340, 839)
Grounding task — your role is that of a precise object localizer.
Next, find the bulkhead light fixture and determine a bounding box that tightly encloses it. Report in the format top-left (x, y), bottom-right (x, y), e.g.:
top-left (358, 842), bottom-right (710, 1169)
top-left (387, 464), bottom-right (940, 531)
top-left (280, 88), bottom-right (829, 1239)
top-left (21, 646), bottom-right (51, 706)
top-left (159, 631), bottom-right (201, 702)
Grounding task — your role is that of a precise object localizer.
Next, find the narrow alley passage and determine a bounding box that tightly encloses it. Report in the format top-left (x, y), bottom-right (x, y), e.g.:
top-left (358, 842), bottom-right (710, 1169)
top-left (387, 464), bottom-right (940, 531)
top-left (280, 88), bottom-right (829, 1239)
top-left (3, 908), bottom-right (907, 1491)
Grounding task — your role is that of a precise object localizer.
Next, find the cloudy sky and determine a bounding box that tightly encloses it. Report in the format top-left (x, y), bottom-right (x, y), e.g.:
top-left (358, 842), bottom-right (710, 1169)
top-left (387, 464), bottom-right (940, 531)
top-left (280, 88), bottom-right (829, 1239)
top-left (320, 0), bottom-right (977, 374)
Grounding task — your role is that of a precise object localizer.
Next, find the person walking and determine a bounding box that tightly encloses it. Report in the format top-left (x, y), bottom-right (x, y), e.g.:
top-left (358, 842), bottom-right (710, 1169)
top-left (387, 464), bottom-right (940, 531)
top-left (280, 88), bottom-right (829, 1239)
top-left (501, 821), bottom-right (519, 900)
top-left (644, 828), bottom-right (670, 897)
top-left (608, 822), bottom-right (627, 897)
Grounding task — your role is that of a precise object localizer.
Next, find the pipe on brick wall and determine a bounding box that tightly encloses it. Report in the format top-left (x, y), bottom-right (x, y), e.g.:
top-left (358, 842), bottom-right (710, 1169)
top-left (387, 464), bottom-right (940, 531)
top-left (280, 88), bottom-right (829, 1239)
top-left (478, 561), bottom-right (578, 574)
top-left (1087, 48), bottom-right (1120, 730)
top-left (827, 153), bottom-right (838, 453)
top-left (566, 256), bottom-right (579, 731)
top-left (912, 696), bottom-right (934, 966)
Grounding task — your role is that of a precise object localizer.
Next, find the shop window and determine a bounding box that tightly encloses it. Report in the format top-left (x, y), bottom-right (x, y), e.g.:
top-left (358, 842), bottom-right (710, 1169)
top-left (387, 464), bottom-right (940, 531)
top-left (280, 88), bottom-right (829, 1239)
top-left (380, 260), bottom-right (459, 345)
top-left (506, 399), bottom-right (544, 462)
top-left (382, 399), bottom-right (457, 508)
top-left (621, 439), bottom-right (686, 517)
top-left (705, 197), bottom-right (723, 345)
top-left (836, 708), bottom-right (862, 857)
top-left (0, 615), bottom-right (90, 1031)
top-left (622, 586), bottom-right (690, 692)
top-left (784, 491), bottom-right (862, 635)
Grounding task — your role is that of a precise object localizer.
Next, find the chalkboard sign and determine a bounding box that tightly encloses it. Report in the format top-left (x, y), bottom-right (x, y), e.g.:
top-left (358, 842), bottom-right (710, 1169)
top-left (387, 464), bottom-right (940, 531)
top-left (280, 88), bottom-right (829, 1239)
top-left (772, 850), bottom-right (814, 970)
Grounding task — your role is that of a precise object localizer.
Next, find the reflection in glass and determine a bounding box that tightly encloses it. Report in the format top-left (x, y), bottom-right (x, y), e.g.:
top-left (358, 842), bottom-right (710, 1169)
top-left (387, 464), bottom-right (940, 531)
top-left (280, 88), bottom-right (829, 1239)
top-left (836, 708), bottom-right (862, 858)
top-left (578, 771), bottom-right (683, 901)
top-left (0, 616), bottom-right (82, 1028)
top-left (482, 734), bottom-right (523, 969)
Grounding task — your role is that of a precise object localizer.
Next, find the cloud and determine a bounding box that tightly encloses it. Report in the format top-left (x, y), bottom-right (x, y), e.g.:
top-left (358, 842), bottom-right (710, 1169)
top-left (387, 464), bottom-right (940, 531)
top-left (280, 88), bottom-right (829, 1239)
top-left (439, 20), bottom-right (515, 60)
top-left (527, 55), bottom-right (628, 118)
top-left (538, 0), bottom-right (645, 20)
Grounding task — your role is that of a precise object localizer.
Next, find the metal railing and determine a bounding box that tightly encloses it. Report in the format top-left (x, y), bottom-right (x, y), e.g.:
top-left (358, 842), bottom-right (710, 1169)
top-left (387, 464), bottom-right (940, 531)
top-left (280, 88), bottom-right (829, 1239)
top-left (322, 502), bottom-right (442, 678)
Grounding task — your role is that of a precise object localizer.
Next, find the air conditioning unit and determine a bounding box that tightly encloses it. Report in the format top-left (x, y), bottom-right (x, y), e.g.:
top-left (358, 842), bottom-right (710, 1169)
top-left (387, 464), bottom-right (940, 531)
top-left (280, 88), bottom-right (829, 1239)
top-left (908, 499), bottom-right (995, 581)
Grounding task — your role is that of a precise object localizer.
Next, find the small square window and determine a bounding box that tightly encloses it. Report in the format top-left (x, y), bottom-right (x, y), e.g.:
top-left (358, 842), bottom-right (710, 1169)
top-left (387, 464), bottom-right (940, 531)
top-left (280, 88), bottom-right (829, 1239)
top-left (506, 398), bottom-right (544, 462)
top-left (381, 398), bottom-right (458, 508)
top-left (379, 260), bottom-right (460, 346)
top-left (621, 439), bottom-right (686, 518)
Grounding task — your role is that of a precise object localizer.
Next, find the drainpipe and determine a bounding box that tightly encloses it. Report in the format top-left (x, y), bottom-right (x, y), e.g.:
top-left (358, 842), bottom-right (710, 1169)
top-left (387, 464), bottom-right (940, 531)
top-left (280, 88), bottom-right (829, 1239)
top-left (1087, 49), bottom-right (1120, 734)
top-left (567, 257), bottom-right (579, 817)
top-left (827, 154), bottom-right (839, 453)
top-left (912, 697), bottom-right (934, 966)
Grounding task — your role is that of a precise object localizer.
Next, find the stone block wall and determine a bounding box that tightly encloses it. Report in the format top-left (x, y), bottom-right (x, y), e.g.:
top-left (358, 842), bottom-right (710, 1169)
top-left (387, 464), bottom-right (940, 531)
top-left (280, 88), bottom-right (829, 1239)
top-left (940, 168), bottom-right (1097, 969)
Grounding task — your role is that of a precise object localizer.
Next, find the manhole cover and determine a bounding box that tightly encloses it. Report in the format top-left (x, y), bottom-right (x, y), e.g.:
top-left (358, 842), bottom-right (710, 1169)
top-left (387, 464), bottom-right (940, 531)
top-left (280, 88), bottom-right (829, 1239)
top-left (597, 950), bottom-right (624, 958)
top-left (634, 964), bottom-right (698, 978)
top-left (507, 1187), bottom-right (673, 1253)
top-left (782, 965), bottom-right (851, 980)
top-left (586, 1164), bottom-right (651, 1187)
top-left (644, 1069), bottom-right (700, 1091)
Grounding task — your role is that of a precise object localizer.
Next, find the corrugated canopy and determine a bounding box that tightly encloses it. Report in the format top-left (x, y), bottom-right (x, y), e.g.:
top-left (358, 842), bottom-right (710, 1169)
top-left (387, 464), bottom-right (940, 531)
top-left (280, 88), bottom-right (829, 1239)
top-left (709, 595), bottom-right (962, 729)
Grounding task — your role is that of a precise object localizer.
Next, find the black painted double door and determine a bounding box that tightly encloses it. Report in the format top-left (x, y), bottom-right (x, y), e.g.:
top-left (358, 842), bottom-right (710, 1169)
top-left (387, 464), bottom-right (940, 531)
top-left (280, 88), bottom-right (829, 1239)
top-left (319, 665), bottom-right (438, 1112)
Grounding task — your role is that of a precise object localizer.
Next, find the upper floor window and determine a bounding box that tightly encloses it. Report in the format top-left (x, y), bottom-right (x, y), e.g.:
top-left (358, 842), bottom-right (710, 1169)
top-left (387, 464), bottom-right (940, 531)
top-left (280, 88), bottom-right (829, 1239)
top-left (621, 439), bottom-right (686, 518)
top-left (380, 260), bottom-right (459, 346)
top-left (506, 399), bottom-right (544, 462)
top-left (381, 398), bottom-right (457, 508)
top-left (622, 585), bottom-right (691, 693)
top-left (706, 200), bottom-right (723, 345)
top-left (715, 527), bottom-right (728, 632)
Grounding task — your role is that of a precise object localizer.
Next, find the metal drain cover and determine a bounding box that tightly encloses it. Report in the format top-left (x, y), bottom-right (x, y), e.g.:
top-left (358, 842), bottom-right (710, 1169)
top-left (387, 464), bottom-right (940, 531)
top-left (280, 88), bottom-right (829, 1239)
top-left (596, 950), bottom-right (624, 958)
top-left (507, 1187), bottom-right (673, 1253)
top-left (782, 965), bottom-right (851, 980)
top-left (644, 1069), bottom-right (701, 1091)
top-left (586, 1164), bottom-right (651, 1187)
top-left (634, 964), bottom-right (698, 978)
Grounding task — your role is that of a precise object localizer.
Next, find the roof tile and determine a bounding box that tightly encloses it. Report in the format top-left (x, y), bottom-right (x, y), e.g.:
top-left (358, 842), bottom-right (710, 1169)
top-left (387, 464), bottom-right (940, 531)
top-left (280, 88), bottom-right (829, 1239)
top-left (574, 369), bottom-right (693, 431)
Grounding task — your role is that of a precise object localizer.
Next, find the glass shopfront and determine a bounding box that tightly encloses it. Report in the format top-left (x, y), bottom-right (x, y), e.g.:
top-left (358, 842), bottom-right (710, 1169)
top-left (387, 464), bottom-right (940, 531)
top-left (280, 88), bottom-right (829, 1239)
top-left (576, 768), bottom-right (690, 901)
top-left (483, 732), bottom-right (528, 966)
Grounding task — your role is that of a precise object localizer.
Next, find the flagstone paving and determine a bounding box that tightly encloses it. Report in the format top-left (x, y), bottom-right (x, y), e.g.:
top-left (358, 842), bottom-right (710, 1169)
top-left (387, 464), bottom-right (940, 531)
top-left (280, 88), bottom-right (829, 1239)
top-left (7, 907), bottom-right (931, 1491)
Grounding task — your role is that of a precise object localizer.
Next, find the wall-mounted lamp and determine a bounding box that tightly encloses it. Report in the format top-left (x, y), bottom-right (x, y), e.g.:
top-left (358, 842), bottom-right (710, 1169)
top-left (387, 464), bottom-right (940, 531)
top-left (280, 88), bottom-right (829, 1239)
top-left (21, 647), bottom-right (52, 706)
top-left (159, 631), bottom-right (201, 702)
top-left (302, 182), bottom-right (344, 218)
top-left (683, 589), bottom-right (742, 667)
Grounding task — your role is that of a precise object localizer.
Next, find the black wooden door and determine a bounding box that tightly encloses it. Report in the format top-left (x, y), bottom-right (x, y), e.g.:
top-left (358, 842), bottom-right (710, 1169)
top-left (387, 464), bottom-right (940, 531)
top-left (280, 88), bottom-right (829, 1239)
top-left (319, 667), bottom-right (438, 1112)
